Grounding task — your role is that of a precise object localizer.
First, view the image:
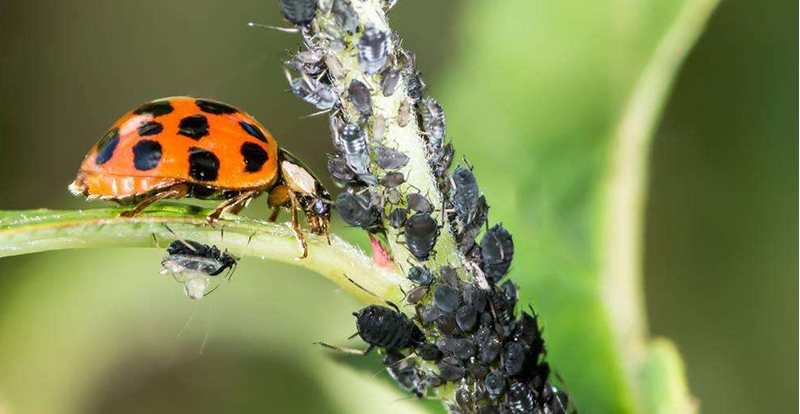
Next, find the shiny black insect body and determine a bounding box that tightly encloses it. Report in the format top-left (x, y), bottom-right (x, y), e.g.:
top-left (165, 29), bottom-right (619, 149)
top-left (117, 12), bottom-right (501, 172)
top-left (358, 26), bottom-right (389, 74)
top-left (335, 192), bottom-right (381, 231)
top-left (481, 224), bottom-right (515, 283)
top-left (451, 165), bottom-right (480, 224)
top-left (354, 304), bottom-right (426, 352)
top-left (404, 213), bottom-right (439, 261)
top-left (347, 79), bottom-right (373, 117)
top-left (279, 0), bottom-right (317, 26)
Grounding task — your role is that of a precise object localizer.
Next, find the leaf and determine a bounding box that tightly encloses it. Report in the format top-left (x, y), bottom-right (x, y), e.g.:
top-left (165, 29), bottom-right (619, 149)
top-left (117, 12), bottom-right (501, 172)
top-left (441, 0), bottom-right (720, 412)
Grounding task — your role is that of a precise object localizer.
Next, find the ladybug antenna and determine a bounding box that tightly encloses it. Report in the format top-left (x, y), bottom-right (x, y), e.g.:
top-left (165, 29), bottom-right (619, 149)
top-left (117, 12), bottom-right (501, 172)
top-left (246, 22), bottom-right (299, 34)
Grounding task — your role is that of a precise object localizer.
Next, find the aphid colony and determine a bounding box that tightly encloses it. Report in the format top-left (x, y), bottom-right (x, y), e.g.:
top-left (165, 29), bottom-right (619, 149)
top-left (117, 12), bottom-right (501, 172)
top-left (278, 1), bottom-right (575, 413)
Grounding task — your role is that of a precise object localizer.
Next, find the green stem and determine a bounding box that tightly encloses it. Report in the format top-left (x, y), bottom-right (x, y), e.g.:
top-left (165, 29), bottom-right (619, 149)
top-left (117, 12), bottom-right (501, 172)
top-left (0, 205), bottom-right (406, 305)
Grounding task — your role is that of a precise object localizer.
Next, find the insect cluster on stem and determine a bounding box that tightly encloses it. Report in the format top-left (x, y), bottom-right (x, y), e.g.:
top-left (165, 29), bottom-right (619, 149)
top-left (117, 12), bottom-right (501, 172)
top-left (277, 1), bottom-right (575, 413)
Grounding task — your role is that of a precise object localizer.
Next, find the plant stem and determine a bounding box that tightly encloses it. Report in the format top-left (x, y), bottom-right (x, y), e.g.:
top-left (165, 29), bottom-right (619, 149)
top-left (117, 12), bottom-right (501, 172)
top-left (0, 205), bottom-right (406, 305)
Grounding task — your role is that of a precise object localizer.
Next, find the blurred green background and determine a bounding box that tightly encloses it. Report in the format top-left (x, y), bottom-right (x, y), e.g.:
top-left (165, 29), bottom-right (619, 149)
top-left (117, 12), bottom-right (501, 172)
top-left (0, 1), bottom-right (795, 414)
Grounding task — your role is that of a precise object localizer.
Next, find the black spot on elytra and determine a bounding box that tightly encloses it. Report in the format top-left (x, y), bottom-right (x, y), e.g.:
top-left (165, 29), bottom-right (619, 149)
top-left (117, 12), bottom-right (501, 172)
top-left (196, 99), bottom-right (238, 115)
top-left (178, 115), bottom-right (210, 140)
top-left (132, 140), bottom-right (162, 171)
top-left (188, 148), bottom-right (220, 181)
top-left (239, 121), bottom-right (267, 142)
top-left (95, 128), bottom-right (119, 165)
top-left (132, 101), bottom-right (173, 117)
top-left (241, 142), bottom-right (269, 173)
top-left (137, 121), bottom-right (163, 136)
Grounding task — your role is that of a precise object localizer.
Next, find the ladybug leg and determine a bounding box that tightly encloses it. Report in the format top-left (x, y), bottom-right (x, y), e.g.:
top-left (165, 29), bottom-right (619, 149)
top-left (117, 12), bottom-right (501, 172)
top-left (207, 190), bottom-right (259, 224)
top-left (120, 183), bottom-right (189, 218)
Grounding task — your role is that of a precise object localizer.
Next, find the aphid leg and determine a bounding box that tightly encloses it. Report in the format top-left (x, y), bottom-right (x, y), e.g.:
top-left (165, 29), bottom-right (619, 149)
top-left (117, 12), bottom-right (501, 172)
top-left (315, 342), bottom-right (372, 356)
top-left (119, 183), bottom-right (189, 218)
top-left (207, 190), bottom-right (259, 223)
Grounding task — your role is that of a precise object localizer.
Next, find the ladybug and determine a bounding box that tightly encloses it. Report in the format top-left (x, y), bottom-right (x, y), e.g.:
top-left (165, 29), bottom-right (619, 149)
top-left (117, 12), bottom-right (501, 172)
top-left (69, 96), bottom-right (330, 258)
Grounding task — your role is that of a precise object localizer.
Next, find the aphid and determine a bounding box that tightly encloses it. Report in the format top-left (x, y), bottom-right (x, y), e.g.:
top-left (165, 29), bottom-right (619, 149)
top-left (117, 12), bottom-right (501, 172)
top-left (484, 371), bottom-right (507, 400)
top-left (507, 381), bottom-right (536, 414)
top-left (420, 97), bottom-right (446, 148)
top-left (480, 224), bottom-right (515, 283)
top-left (407, 192), bottom-right (433, 214)
top-left (380, 66), bottom-right (401, 96)
top-left (397, 99), bottom-right (413, 127)
top-left (69, 97), bottom-right (330, 259)
top-left (502, 341), bottom-right (527, 377)
top-left (354, 304), bottom-right (426, 352)
top-left (159, 239), bottom-right (238, 300)
top-left (434, 284), bottom-right (460, 313)
top-left (380, 171), bottom-right (405, 188)
top-left (279, 0), bottom-right (317, 26)
top-left (408, 265), bottom-right (433, 286)
top-left (335, 192), bottom-right (381, 231)
top-left (455, 304), bottom-right (478, 333)
top-left (387, 207), bottom-right (408, 228)
top-left (475, 326), bottom-right (502, 365)
top-left (437, 357), bottom-right (467, 381)
top-left (384, 351), bottom-right (426, 397)
top-left (358, 26), bottom-right (389, 75)
top-left (331, 0), bottom-right (359, 34)
top-left (289, 74), bottom-right (339, 111)
top-left (326, 151), bottom-right (359, 186)
top-left (451, 338), bottom-right (476, 360)
top-left (374, 146), bottom-right (409, 170)
top-left (403, 213), bottom-right (439, 261)
top-left (451, 165), bottom-right (480, 224)
top-left (340, 123), bottom-right (371, 176)
top-left (347, 79), bottom-right (373, 117)
top-left (406, 286), bottom-right (429, 304)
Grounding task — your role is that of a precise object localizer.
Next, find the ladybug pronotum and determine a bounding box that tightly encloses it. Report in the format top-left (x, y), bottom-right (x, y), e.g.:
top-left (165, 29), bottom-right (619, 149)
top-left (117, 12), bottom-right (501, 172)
top-left (69, 96), bottom-right (330, 258)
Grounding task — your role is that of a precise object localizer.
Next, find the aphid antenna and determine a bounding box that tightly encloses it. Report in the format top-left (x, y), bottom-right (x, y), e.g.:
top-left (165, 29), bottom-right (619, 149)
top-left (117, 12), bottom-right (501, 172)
top-left (246, 22), bottom-right (299, 33)
top-left (315, 341), bottom-right (372, 355)
top-left (163, 224), bottom-right (198, 252)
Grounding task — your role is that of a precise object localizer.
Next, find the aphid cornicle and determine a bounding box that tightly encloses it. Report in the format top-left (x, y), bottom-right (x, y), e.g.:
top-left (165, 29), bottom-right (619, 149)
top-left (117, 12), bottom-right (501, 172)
top-left (404, 212), bottom-right (439, 261)
top-left (358, 26), bottom-right (389, 75)
top-left (69, 97), bottom-right (330, 259)
top-left (279, 0), bottom-right (317, 26)
top-left (159, 239), bottom-right (238, 300)
top-left (347, 79), bottom-right (373, 117)
top-left (354, 304), bottom-right (426, 353)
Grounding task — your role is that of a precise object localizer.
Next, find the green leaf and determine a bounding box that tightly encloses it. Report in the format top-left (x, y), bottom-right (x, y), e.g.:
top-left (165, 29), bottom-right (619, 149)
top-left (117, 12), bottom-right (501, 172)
top-left (441, 0), bottom-right (720, 412)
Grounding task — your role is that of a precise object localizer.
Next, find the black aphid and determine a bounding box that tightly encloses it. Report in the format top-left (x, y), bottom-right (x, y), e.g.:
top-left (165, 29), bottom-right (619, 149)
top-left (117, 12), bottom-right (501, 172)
top-left (375, 146), bottom-right (410, 170)
top-left (380, 66), bottom-right (401, 96)
top-left (347, 79), bottom-right (373, 117)
top-left (331, 0), bottom-right (359, 34)
top-left (388, 207), bottom-right (408, 228)
top-left (404, 213), bottom-right (439, 261)
top-left (354, 304), bottom-right (426, 352)
top-left (420, 97), bottom-right (446, 148)
top-left (340, 123), bottom-right (371, 177)
top-left (507, 381), bottom-right (536, 414)
top-left (383, 351), bottom-right (426, 397)
top-left (451, 165), bottom-right (480, 224)
top-left (407, 192), bottom-right (433, 214)
top-left (380, 171), bottom-right (405, 188)
top-left (434, 284), bottom-right (460, 313)
top-left (279, 0), bottom-right (317, 26)
top-left (481, 224), bottom-right (515, 283)
top-left (408, 265), bottom-right (433, 286)
top-left (290, 76), bottom-right (339, 110)
top-left (358, 26), bottom-right (389, 75)
top-left (484, 371), bottom-right (506, 400)
top-left (335, 192), bottom-right (381, 231)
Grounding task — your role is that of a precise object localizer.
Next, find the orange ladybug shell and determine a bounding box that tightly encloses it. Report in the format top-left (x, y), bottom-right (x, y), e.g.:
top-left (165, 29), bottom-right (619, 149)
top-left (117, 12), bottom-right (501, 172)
top-left (72, 97), bottom-right (279, 198)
